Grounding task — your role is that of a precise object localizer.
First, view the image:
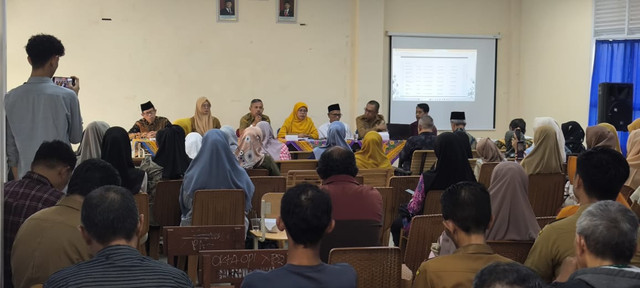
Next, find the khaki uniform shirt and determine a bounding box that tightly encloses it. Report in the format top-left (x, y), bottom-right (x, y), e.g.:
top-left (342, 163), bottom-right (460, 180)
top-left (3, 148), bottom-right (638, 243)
top-left (239, 113), bottom-right (271, 131)
top-left (413, 244), bottom-right (512, 288)
top-left (11, 196), bottom-right (91, 288)
top-left (355, 114), bottom-right (386, 139)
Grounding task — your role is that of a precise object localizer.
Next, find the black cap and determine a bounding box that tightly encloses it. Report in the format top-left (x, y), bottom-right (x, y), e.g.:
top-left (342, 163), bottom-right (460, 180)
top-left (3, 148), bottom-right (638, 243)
top-left (328, 104), bottom-right (340, 113)
top-left (450, 111), bottom-right (466, 123)
top-left (140, 101), bottom-right (154, 112)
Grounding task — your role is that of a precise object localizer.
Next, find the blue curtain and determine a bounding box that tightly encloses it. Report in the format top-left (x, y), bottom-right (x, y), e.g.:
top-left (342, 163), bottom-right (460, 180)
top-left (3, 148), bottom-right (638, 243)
top-left (589, 39), bottom-right (640, 155)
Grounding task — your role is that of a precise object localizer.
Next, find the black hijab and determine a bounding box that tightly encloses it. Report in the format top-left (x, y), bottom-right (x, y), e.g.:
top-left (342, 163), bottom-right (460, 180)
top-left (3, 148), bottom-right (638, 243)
top-left (453, 129), bottom-right (473, 158)
top-left (561, 121), bottom-right (586, 154)
top-left (153, 125), bottom-right (191, 179)
top-left (101, 127), bottom-right (145, 194)
top-left (422, 132), bottom-right (477, 193)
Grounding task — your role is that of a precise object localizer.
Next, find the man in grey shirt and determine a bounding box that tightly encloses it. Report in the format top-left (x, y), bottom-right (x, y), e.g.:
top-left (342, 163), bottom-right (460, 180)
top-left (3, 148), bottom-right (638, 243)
top-left (5, 34), bottom-right (82, 179)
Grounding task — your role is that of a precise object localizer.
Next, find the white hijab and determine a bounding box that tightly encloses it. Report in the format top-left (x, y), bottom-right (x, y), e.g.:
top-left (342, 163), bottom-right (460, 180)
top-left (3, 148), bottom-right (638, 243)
top-left (533, 117), bottom-right (566, 162)
top-left (185, 132), bottom-right (203, 159)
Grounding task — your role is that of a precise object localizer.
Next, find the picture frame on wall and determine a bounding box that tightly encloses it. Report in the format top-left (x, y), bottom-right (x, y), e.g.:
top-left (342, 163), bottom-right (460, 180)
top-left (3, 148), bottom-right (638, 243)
top-left (277, 0), bottom-right (296, 23)
top-left (218, 0), bottom-right (238, 21)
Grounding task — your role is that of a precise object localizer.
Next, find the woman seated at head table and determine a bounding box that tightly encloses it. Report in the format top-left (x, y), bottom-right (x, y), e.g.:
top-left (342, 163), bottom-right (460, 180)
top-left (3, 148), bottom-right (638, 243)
top-left (277, 102), bottom-right (319, 139)
top-left (191, 97), bottom-right (221, 135)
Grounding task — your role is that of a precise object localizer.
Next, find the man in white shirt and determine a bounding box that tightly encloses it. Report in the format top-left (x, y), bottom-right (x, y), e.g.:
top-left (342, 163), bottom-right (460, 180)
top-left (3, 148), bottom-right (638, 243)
top-left (318, 104), bottom-right (352, 139)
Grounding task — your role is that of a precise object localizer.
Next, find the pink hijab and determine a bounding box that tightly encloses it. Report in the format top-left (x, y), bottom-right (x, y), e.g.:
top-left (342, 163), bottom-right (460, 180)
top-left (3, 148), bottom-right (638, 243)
top-left (476, 138), bottom-right (504, 162)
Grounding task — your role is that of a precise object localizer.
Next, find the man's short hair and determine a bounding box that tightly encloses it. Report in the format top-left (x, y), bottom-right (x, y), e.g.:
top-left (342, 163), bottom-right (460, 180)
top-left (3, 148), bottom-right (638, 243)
top-left (31, 140), bottom-right (77, 170)
top-left (25, 34), bottom-right (65, 69)
top-left (68, 159), bottom-right (121, 197)
top-left (509, 118), bottom-right (527, 134)
top-left (317, 147), bottom-right (358, 179)
top-left (576, 147), bottom-right (629, 201)
top-left (577, 200), bottom-right (639, 264)
top-left (473, 262), bottom-right (545, 288)
top-left (416, 103), bottom-right (430, 114)
top-left (250, 99), bottom-right (262, 104)
top-left (418, 115), bottom-right (434, 129)
top-left (81, 185), bottom-right (139, 246)
top-left (280, 183), bottom-right (332, 247)
top-left (367, 100), bottom-right (380, 112)
top-left (441, 181), bottom-right (491, 234)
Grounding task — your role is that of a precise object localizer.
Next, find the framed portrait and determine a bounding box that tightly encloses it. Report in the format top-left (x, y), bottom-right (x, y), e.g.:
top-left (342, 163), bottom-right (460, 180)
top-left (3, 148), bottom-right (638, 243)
top-left (218, 0), bottom-right (238, 22)
top-left (277, 0), bottom-right (296, 23)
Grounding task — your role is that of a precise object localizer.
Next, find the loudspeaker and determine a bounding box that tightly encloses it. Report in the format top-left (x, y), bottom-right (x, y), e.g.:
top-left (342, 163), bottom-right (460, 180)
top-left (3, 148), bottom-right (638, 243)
top-left (598, 82), bottom-right (633, 132)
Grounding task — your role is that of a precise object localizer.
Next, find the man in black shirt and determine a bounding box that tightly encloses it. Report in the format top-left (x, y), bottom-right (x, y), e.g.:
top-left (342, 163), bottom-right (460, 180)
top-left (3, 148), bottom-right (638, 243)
top-left (399, 115), bottom-right (437, 171)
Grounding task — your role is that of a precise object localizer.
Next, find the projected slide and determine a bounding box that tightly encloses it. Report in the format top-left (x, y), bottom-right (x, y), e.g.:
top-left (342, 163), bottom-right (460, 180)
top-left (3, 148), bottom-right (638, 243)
top-left (391, 49), bottom-right (477, 102)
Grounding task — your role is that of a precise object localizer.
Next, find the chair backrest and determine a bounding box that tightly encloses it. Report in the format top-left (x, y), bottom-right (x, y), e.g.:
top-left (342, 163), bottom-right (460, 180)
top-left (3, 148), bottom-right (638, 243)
top-left (410, 150), bottom-right (436, 175)
top-left (486, 240), bottom-right (534, 264)
top-left (567, 155), bottom-right (577, 185)
top-left (320, 219), bottom-right (382, 263)
top-left (536, 216), bottom-right (556, 230)
top-left (250, 176), bottom-right (286, 217)
top-left (472, 150), bottom-right (480, 158)
top-left (357, 168), bottom-right (394, 187)
top-left (389, 176), bottom-right (421, 209)
top-left (620, 185), bottom-right (634, 206)
top-left (422, 190), bottom-right (444, 215)
top-left (154, 180), bottom-right (183, 227)
top-left (468, 158), bottom-right (478, 172)
top-left (329, 247), bottom-right (402, 288)
top-left (246, 169), bottom-right (269, 177)
top-left (528, 173), bottom-right (566, 217)
top-left (134, 193), bottom-right (150, 239)
top-left (477, 162), bottom-right (499, 189)
top-left (277, 160), bottom-right (318, 174)
top-left (376, 187), bottom-right (393, 245)
top-left (286, 170), bottom-right (322, 188)
top-left (200, 249), bottom-right (288, 288)
top-left (192, 189), bottom-right (245, 226)
top-left (261, 192), bottom-right (284, 219)
top-left (163, 225), bottom-right (245, 266)
top-left (404, 214), bottom-right (443, 274)
top-left (289, 151), bottom-right (313, 159)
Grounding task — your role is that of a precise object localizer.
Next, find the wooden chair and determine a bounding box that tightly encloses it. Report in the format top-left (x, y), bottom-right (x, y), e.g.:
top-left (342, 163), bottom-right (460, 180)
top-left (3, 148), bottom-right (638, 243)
top-left (536, 216), bottom-right (557, 229)
top-left (289, 150), bottom-right (313, 159)
top-left (249, 176), bottom-right (286, 217)
top-left (286, 170), bottom-right (322, 188)
top-left (150, 179), bottom-right (183, 259)
top-left (403, 214), bottom-right (443, 275)
top-left (386, 176), bottom-right (421, 246)
top-left (163, 225), bottom-right (245, 284)
top-left (409, 150), bottom-right (436, 175)
top-left (357, 168), bottom-right (394, 187)
top-left (422, 190), bottom-right (444, 215)
top-left (134, 193), bottom-right (150, 256)
top-left (487, 240), bottom-right (534, 264)
top-left (477, 162), bottom-right (499, 189)
top-left (468, 158), bottom-right (478, 172)
top-left (192, 189), bottom-right (246, 226)
top-left (377, 187), bottom-right (394, 245)
top-left (329, 247), bottom-right (402, 288)
top-left (200, 249), bottom-right (288, 288)
top-left (471, 150), bottom-right (480, 158)
top-left (528, 173), bottom-right (566, 217)
top-left (246, 169), bottom-right (269, 177)
top-left (620, 185), bottom-right (634, 206)
top-left (276, 160), bottom-right (318, 174)
top-left (251, 193), bottom-right (287, 249)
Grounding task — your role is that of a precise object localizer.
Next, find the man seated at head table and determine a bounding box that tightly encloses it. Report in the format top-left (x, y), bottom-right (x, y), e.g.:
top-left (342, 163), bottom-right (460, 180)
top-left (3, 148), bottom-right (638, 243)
top-left (239, 99), bottom-right (271, 135)
top-left (128, 101), bottom-right (171, 139)
top-left (355, 100), bottom-right (387, 139)
top-left (318, 103), bottom-right (353, 140)
top-left (410, 103), bottom-right (437, 136)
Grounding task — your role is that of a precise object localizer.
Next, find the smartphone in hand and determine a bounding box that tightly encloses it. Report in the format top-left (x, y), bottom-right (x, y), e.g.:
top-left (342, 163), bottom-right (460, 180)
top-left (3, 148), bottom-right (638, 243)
top-left (52, 76), bottom-right (75, 89)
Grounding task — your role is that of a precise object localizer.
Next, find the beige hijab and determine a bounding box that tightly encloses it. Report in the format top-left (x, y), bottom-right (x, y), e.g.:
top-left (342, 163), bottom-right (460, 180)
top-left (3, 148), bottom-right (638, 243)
top-left (193, 97), bottom-right (216, 135)
top-left (235, 127), bottom-right (266, 169)
top-left (586, 125), bottom-right (620, 152)
top-left (486, 162), bottom-right (540, 241)
top-left (521, 125), bottom-right (563, 175)
top-left (626, 130), bottom-right (640, 189)
top-left (476, 138), bottom-right (504, 162)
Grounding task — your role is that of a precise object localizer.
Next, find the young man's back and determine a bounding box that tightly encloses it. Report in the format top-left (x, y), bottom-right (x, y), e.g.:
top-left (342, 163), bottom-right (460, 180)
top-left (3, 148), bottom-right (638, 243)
top-left (241, 263), bottom-right (356, 288)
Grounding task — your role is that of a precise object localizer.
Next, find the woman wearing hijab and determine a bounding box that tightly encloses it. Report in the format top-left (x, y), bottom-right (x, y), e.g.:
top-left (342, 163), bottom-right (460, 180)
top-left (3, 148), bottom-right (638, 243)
top-left (277, 102), bottom-right (319, 139)
top-left (185, 132), bottom-right (202, 159)
top-left (312, 121), bottom-right (351, 159)
top-left (190, 97), bottom-right (221, 135)
top-left (152, 126), bottom-right (191, 180)
top-left (173, 117), bottom-right (192, 135)
top-left (626, 130), bottom-right (640, 190)
top-left (180, 129), bottom-right (255, 226)
top-left (521, 125), bottom-right (563, 175)
top-left (486, 162), bottom-right (540, 241)
top-left (256, 121), bottom-right (290, 161)
top-left (453, 129), bottom-right (473, 158)
top-left (561, 121), bottom-right (586, 154)
top-left (101, 127), bottom-right (147, 194)
top-left (235, 127), bottom-right (280, 176)
top-left (354, 131), bottom-right (392, 170)
top-left (524, 117), bottom-right (568, 162)
top-left (474, 137), bottom-right (505, 178)
top-left (76, 121), bottom-right (110, 165)
top-left (629, 118), bottom-right (640, 132)
top-left (220, 125), bottom-right (238, 153)
top-left (586, 125), bottom-right (620, 152)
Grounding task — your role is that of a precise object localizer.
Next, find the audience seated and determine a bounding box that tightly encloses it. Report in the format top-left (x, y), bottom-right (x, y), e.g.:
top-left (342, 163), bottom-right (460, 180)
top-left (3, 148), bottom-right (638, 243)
top-left (184, 132), bottom-right (202, 159)
top-left (128, 101), bottom-right (171, 139)
top-left (191, 97), bottom-right (221, 135)
top-left (398, 114), bottom-right (437, 171)
top-left (241, 183), bottom-right (357, 288)
top-left (317, 103), bottom-right (352, 139)
top-left (474, 138), bottom-right (505, 178)
top-left (552, 201), bottom-right (640, 287)
top-left (597, 122), bottom-right (622, 151)
top-left (525, 117), bottom-right (568, 162)
top-left (410, 103), bottom-right (437, 136)
top-left (235, 127), bottom-right (281, 176)
top-left (220, 125), bottom-right (239, 153)
top-left (11, 159), bottom-right (121, 288)
top-left (413, 181), bottom-right (512, 288)
top-left (355, 100), bottom-right (387, 139)
top-left (450, 111), bottom-right (477, 149)
top-left (586, 124), bottom-right (620, 152)
top-left (561, 121), bottom-right (586, 155)
top-left (317, 147), bottom-right (383, 262)
top-left (76, 121), bottom-right (110, 165)
top-left (277, 102), bottom-right (319, 139)
top-left (257, 121), bottom-right (291, 160)
top-left (313, 121), bottom-right (352, 159)
top-left (239, 99), bottom-right (271, 135)
top-left (520, 125), bottom-right (563, 175)
top-left (503, 118), bottom-right (530, 158)
top-left (486, 162), bottom-right (539, 241)
top-left (473, 262), bottom-right (545, 288)
top-left (3, 140), bottom-right (76, 288)
top-left (101, 126), bottom-right (147, 194)
top-left (44, 185), bottom-right (193, 287)
top-left (525, 147), bottom-right (631, 282)
top-left (354, 131), bottom-right (392, 169)
top-left (180, 129), bottom-right (254, 226)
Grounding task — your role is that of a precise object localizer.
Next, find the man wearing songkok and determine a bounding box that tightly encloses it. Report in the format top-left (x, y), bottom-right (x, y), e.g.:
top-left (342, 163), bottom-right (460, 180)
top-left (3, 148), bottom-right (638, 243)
top-left (128, 101), bottom-right (171, 139)
top-left (318, 104), bottom-right (352, 139)
top-left (450, 111), bottom-right (477, 149)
